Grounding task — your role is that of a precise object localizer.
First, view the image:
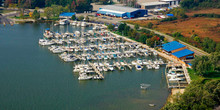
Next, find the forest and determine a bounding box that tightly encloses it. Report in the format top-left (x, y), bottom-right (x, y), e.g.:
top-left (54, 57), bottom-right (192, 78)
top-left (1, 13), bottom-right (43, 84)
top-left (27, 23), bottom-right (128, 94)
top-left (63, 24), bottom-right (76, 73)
top-left (2, 0), bottom-right (93, 12)
top-left (180, 0), bottom-right (220, 9)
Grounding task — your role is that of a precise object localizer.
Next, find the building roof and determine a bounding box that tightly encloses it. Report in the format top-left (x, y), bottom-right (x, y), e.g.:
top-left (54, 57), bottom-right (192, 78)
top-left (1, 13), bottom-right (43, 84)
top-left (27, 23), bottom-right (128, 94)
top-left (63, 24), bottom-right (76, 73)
top-left (162, 41), bottom-right (185, 52)
top-left (97, 9), bottom-right (126, 15)
top-left (141, 2), bottom-right (169, 6)
top-left (172, 49), bottom-right (194, 58)
top-left (59, 12), bottom-right (75, 17)
top-left (100, 5), bottom-right (140, 13)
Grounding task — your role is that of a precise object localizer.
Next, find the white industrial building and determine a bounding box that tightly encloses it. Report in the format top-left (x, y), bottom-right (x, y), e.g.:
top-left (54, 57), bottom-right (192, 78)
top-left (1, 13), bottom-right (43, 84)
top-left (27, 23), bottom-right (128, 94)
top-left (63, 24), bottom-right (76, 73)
top-left (139, 0), bottom-right (181, 9)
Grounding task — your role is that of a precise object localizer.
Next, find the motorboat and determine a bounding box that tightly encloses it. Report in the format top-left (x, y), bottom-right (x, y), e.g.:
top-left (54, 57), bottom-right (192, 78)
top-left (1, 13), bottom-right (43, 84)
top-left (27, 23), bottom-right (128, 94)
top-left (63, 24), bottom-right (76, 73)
top-left (147, 64), bottom-right (152, 69)
top-left (136, 65), bottom-right (143, 70)
top-left (154, 64), bottom-right (160, 69)
top-left (81, 22), bottom-right (87, 27)
top-left (78, 73), bottom-right (93, 80)
top-left (140, 83), bottom-right (151, 90)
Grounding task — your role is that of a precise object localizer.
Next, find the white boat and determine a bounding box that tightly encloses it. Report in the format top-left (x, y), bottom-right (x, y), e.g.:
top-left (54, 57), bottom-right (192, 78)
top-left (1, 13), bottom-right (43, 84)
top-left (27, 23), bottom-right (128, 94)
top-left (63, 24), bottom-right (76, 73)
top-left (77, 22), bottom-right (81, 26)
top-left (52, 47), bottom-right (66, 53)
top-left (59, 19), bottom-right (69, 25)
top-left (140, 83), bottom-right (151, 89)
top-left (142, 59), bottom-right (149, 65)
top-left (154, 64), bottom-right (160, 69)
top-left (39, 39), bottom-right (55, 46)
top-left (147, 65), bottom-right (152, 69)
top-left (78, 73), bottom-right (93, 80)
top-left (81, 22), bottom-right (87, 27)
top-left (70, 21), bottom-right (77, 26)
top-left (168, 76), bottom-right (183, 81)
top-left (153, 51), bottom-right (158, 56)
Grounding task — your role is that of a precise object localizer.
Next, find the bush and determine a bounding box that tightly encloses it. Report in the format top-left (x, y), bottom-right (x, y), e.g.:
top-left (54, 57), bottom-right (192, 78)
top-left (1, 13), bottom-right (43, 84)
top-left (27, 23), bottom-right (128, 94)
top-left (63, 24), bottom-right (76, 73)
top-left (193, 14), bottom-right (220, 18)
top-left (160, 17), bottom-right (177, 22)
top-left (71, 15), bottom-right (76, 20)
top-left (147, 22), bottom-right (153, 29)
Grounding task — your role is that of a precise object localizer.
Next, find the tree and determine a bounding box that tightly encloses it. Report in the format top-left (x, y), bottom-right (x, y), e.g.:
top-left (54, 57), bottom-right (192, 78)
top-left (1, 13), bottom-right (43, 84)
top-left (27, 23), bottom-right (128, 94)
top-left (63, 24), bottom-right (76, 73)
top-left (71, 15), bottom-right (76, 20)
top-left (134, 24), bottom-right (139, 30)
top-left (163, 80), bottom-right (220, 110)
top-left (147, 22), bottom-right (153, 29)
top-left (44, 7), bottom-right (53, 19)
top-left (118, 23), bottom-right (126, 32)
top-left (78, 15), bottom-right (84, 21)
top-left (202, 37), bottom-right (216, 53)
top-left (32, 9), bottom-right (40, 20)
top-left (123, 25), bottom-right (130, 36)
top-left (139, 34), bottom-right (147, 44)
top-left (194, 36), bottom-right (201, 43)
top-left (172, 32), bottom-right (183, 38)
top-left (216, 43), bottom-right (220, 52)
top-left (0, 0), bottom-right (2, 6)
top-left (108, 24), bottom-right (114, 31)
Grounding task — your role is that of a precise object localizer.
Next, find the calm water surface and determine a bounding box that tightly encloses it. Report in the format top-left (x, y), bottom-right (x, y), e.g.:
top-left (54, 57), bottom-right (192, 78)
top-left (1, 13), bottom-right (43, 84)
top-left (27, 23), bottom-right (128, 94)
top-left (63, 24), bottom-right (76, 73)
top-left (0, 23), bottom-right (169, 110)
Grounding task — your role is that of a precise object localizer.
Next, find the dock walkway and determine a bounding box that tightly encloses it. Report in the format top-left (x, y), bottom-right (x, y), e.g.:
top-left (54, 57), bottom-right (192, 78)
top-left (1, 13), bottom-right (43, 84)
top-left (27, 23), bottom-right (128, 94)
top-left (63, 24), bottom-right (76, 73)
top-left (89, 62), bottom-right (104, 79)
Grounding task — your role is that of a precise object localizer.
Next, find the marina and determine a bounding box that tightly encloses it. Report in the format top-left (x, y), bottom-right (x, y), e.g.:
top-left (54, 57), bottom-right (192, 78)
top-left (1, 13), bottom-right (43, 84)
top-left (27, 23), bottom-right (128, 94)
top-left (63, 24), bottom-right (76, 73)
top-left (0, 23), bottom-right (169, 110)
top-left (39, 26), bottom-right (167, 81)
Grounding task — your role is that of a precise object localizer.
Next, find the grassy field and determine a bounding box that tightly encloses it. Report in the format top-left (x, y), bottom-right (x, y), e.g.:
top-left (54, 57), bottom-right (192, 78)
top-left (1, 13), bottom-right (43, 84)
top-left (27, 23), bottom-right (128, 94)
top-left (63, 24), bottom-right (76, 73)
top-left (155, 17), bottom-right (220, 42)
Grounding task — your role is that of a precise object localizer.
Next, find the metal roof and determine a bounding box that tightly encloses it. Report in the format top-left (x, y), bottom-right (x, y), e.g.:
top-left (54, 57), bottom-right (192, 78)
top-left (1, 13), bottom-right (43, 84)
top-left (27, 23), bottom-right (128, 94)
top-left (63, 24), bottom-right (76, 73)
top-left (162, 41), bottom-right (185, 52)
top-left (59, 12), bottom-right (75, 17)
top-left (100, 5), bottom-right (140, 13)
top-left (141, 2), bottom-right (169, 6)
top-left (98, 9), bottom-right (126, 14)
top-left (172, 49), bottom-right (194, 58)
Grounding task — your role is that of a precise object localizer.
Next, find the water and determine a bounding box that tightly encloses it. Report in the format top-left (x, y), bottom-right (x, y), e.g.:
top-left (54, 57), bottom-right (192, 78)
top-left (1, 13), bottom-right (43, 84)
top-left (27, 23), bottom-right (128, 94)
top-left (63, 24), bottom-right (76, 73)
top-left (0, 23), bottom-right (169, 110)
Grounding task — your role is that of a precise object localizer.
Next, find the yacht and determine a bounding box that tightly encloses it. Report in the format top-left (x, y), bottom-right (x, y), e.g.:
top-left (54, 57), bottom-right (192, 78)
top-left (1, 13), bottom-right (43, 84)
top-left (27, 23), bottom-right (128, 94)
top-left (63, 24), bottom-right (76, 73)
top-left (168, 76), bottom-right (183, 81)
top-left (147, 64), bottom-right (152, 69)
top-left (81, 22), bottom-right (87, 27)
top-left (154, 64), bottom-right (160, 69)
top-left (78, 73), bottom-right (93, 80)
top-left (70, 21), bottom-right (77, 26)
top-left (59, 19), bottom-right (69, 25)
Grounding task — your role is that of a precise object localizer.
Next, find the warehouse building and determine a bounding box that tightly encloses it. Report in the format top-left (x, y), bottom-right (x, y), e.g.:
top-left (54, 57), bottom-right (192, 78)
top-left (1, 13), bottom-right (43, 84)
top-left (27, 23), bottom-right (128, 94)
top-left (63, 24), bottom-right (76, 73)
top-left (97, 5), bottom-right (147, 19)
top-left (140, 2), bottom-right (169, 9)
top-left (161, 41), bottom-right (194, 67)
top-left (140, 0), bottom-right (181, 10)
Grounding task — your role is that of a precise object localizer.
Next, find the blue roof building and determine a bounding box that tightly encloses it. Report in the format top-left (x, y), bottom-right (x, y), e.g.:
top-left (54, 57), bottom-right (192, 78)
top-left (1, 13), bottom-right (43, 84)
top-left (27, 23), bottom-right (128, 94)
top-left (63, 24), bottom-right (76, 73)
top-left (97, 5), bottom-right (147, 19)
top-left (172, 49), bottom-right (194, 58)
top-left (162, 41), bottom-right (186, 53)
top-left (59, 12), bottom-right (75, 19)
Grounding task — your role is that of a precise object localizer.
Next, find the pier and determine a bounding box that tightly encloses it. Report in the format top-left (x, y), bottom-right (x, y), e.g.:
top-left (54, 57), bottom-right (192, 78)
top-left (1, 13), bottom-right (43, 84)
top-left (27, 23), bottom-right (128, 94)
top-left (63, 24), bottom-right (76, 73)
top-left (89, 62), bottom-right (104, 79)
